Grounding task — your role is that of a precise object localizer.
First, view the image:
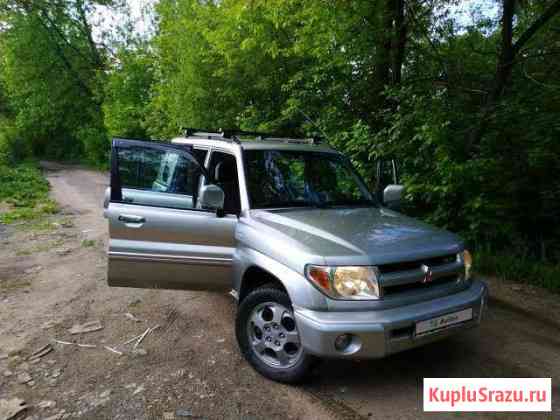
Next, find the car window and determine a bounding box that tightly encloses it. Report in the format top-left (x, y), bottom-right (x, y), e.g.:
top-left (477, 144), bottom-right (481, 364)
top-left (207, 151), bottom-right (241, 214)
top-left (117, 146), bottom-right (204, 210)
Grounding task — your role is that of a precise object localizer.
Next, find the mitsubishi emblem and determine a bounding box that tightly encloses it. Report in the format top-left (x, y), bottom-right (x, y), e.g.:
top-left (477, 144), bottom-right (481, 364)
top-left (421, 264), bottom-right (433, 284)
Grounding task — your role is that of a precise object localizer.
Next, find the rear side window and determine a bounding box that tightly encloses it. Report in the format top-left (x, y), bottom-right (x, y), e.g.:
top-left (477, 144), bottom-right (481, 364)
top-left (116, 146), bottom-right (204, 209)
top-left (192, 148), bottom-right (208, 166)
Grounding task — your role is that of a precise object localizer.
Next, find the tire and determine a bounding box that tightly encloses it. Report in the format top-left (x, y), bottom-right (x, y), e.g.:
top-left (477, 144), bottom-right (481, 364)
top-left (236, 286), bottom-right (317, 383)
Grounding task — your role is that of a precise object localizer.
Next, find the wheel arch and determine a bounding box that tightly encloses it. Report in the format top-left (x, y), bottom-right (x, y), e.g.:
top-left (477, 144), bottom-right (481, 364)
top-left (239, 265), bottom-right (287, 302)
top-left (233, 247), bottom-right (328, 310)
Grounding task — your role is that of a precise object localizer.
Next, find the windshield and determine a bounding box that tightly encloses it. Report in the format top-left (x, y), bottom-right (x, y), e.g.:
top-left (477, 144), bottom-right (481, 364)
top-left (244, 150), bottom-right (376, 209)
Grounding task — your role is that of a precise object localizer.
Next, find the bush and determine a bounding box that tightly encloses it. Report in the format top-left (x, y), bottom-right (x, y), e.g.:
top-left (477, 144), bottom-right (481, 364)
top-left (476, 249), bottom-right (560, 293)
top-left (0, 162), bottom-right (57, 223)
top-left (0, 123), bottom-right (31, 164)
top-left (77, 124), bottom-right (110, 167)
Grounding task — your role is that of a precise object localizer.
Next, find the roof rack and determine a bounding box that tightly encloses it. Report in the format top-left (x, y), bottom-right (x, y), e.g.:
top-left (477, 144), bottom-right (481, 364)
top-left (260, 137), bottom-right (322, 145)
top-left (182, 128), bottom-right (238, 143)
top-left (182, 128), bottom-right (323, 145)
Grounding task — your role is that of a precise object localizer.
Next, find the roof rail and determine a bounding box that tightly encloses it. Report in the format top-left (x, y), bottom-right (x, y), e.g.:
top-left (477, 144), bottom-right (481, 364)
top-left (182, 127), bottom-right (323, 145)
top-left (182, 128), bottom-right (240, 144)
top-left (260, 137), bottom-right (322, 145)
top-left (183, 127), bottom-right (271, 138)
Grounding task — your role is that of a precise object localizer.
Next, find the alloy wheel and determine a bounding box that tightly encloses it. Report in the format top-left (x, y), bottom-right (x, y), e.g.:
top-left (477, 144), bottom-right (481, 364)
top-left (247, 301), bottom-right (303, 368)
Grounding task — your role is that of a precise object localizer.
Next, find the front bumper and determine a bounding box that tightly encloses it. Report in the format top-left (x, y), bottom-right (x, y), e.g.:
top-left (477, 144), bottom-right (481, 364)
top-left (294, 279), bottom-right (488, 359)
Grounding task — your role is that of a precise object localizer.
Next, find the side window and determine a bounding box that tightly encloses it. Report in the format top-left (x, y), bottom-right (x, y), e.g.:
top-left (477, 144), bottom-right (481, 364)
top-left (116, 145), bottom-right (204, 210)
top-left (192, 148), bottom-right (208, 166)
top-left (207, 151), bottom-right (241, 215)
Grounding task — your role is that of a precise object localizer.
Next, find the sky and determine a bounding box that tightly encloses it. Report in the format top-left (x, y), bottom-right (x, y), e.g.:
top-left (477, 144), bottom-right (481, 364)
top-left (125, 0), bottom-right (156, 36)
top-left (448, 0), bottom-right (500, 25)
top-left (91, 0), bottom-right (156, 43)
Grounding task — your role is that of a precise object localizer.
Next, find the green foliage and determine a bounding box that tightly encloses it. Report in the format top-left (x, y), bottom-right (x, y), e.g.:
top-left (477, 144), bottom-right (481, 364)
top-left (476, 250), bottom-right (560, 292)
top-left (0, 122), bottom-right (30, 164)
top-left (103, 46), bottom-right (155, 139)
top-left (0, 0), bottom-right (108, 163)
top-left (76, 121), bottom-right (110, 166)
top-left (81, 239), bottom-right (96, 247)
top-left (0, 162), bottom-right (57, 223)
top-left (366, 86), bottom-right (513, 243)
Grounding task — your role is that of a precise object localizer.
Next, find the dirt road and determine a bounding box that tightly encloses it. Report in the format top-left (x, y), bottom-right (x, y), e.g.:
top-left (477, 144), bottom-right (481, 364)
top-left (0, 163), bottom-right (558, 420)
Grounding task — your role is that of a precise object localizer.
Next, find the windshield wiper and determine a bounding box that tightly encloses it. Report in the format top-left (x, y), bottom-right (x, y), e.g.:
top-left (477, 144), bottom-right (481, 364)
top-left (312, 201), bottom-right (332, 209)
top-left (259, 199), bottom-right (376, 210)
top-left (259, 200), bottom-right (318, 209)
top-left (316, 199), bottom-right (377, 208)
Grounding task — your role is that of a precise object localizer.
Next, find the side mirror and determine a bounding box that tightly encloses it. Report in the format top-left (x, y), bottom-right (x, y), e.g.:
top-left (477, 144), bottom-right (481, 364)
top-left (383, 184), bottom-right (404, 211)
top-left (200, 184), bottom-right (225, 215)
top-left (375, 158), bottom-right (400, 201)
top-left (103, 187), bottom-right (110, 209)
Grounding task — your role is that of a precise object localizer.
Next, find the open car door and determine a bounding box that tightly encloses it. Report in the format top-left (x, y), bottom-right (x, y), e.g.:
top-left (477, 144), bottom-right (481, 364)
top-left (105, 138), bottom-right (237, 291)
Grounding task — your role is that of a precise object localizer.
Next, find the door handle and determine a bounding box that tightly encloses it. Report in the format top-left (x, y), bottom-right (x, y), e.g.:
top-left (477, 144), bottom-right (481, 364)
top-left (118, 214), bottom-right (146, 224)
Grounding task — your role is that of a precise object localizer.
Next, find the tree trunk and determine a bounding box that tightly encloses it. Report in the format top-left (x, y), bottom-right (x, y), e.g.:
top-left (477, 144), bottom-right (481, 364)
top-left (492, 0), bottom-right (515, 101)
top-left (466, 0), bottom-right (560, 155)
top-left (375, 0), bottom-right (394, 90)
top-left (391, 0), bottom-right (407, 85)
top-left (76, 0), bottom-right (104, 70)
top-left (373, 0), bottom-right (407, 108)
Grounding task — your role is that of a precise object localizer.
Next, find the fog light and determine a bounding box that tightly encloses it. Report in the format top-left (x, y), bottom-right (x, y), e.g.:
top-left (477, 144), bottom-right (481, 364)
top-left (462, 250), bottom-right (473, 280)
top-left (334, 334), bottom-right (352, 351)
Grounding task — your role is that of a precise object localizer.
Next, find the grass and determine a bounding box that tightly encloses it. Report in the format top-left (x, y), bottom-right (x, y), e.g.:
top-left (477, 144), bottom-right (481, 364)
top-left (81, 239), bottom-right (96, 248)
top-left (16, 219), bottom-right (59, 232)
top-left (475, 250), bottom-right (560, 293)
top-left (16, 238), bottom-right (65, 256)
top-left (0, 161), bottom-right (58, 224)
top-left (0, 278), bottom-right (31, 292)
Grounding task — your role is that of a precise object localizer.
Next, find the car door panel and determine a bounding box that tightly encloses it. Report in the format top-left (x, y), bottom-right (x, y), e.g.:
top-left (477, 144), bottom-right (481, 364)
top-left (107, 203), bottom-right (236, 290)
top-left (106, 138), bottom-right (236, 292)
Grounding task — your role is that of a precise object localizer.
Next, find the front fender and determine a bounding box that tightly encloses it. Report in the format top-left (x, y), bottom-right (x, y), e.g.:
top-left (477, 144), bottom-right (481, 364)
top-left (233, 246), bottom-right (328, 311)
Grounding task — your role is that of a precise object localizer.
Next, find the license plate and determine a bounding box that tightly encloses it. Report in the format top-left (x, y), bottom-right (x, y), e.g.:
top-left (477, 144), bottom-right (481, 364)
top-left (415, 308), bottom-right (473, 336)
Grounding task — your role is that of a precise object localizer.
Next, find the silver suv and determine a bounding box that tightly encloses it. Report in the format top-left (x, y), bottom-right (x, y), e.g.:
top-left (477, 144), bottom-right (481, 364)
top-left (104, 130), bottom-right (487, 383)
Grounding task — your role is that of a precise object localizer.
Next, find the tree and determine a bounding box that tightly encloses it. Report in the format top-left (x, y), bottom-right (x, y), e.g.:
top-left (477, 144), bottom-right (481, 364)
top-left (467, 0), bottom-right (560, 153)
top-left (0, 0), bottom-right (116, 162)
top-left (103, 44), bottom-right (155, 139)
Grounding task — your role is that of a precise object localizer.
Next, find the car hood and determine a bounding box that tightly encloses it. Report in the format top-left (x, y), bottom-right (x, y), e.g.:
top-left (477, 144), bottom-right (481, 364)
top-left (250, 207), bottom-right (463, 266)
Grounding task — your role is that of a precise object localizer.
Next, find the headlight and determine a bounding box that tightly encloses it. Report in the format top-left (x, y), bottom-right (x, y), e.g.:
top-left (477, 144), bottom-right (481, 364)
top-left (305, 265), bottom-right (380, 300)
top-left (461, 250), bottom-right (473, 280)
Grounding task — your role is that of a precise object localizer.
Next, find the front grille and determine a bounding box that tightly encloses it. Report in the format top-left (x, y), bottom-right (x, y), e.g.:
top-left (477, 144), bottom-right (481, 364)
top-left (378, 254), bottom-right (462, 297)
top-left (378, 254), bottom-right (457, 274)
top-left (382, 274), bottom-right (458, 296)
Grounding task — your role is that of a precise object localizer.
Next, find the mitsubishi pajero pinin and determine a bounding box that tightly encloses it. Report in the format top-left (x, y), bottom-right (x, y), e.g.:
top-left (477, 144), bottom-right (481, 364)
top-left (104, 129), bottom-right (487, 383)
